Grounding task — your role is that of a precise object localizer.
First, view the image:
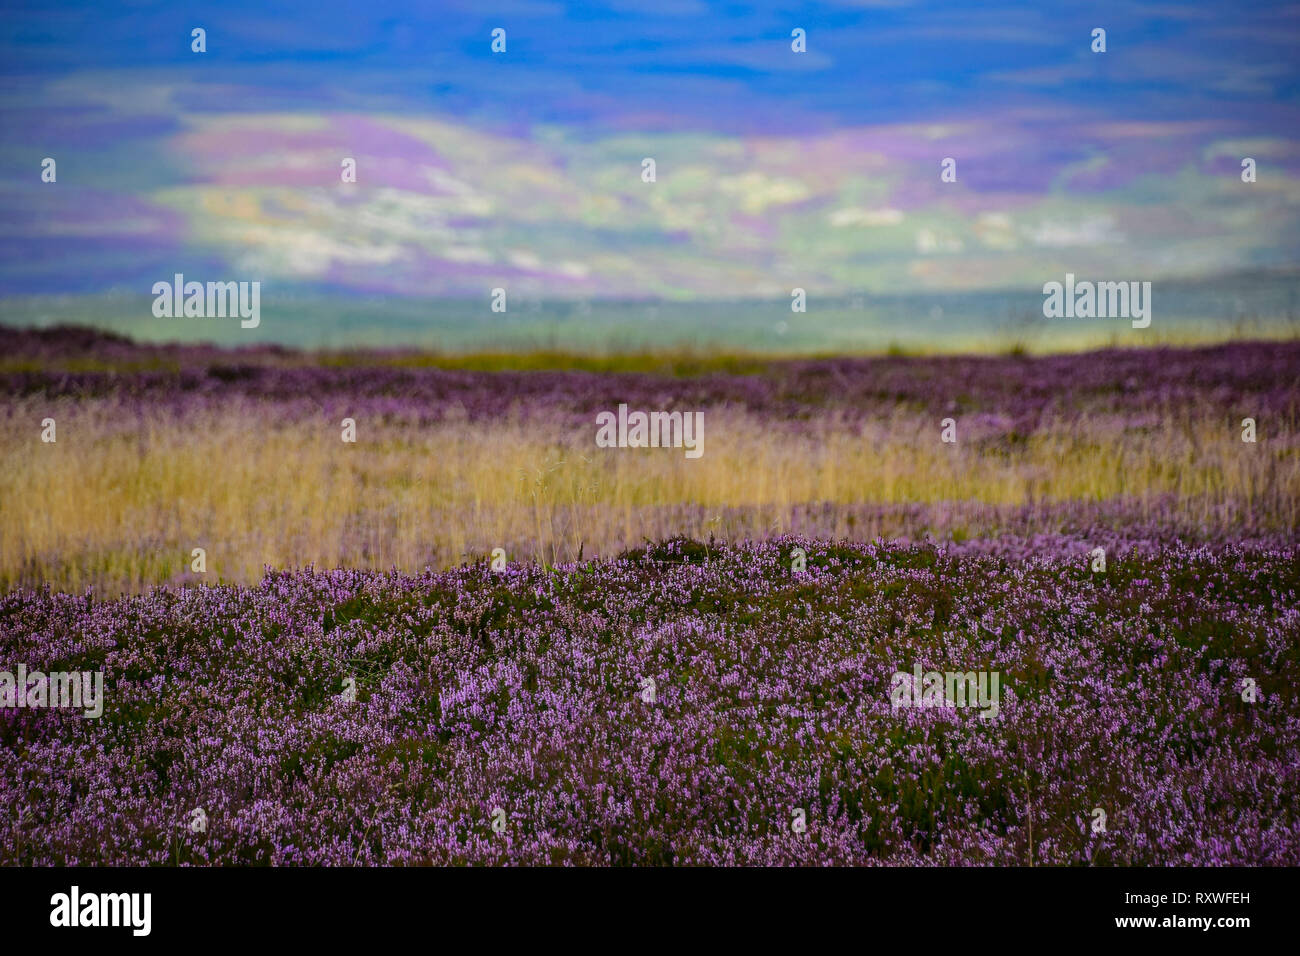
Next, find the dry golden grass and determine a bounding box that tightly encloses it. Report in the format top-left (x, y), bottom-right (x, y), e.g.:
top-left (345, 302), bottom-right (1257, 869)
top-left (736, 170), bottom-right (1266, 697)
top-left (2, 398), bottom-right (1296, 594)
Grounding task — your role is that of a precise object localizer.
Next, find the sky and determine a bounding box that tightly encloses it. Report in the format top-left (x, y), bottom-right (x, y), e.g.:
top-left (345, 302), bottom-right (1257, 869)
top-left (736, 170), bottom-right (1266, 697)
top-left (2, 0), bottom-right (1299, 302)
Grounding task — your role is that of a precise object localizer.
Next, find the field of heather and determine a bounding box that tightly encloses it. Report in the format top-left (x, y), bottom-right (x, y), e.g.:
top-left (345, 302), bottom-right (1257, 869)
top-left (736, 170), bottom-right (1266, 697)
top-left (2, 538), bottom-right (1297, 865)
top-left (1, 328), bottom-right (1297, 593)
top-left (1, 328), bottom-right (1298, 865)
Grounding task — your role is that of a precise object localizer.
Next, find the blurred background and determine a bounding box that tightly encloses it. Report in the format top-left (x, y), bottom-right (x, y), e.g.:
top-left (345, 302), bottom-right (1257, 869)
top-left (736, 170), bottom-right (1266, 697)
top-left (1, 0), bottom-right (1299, 351)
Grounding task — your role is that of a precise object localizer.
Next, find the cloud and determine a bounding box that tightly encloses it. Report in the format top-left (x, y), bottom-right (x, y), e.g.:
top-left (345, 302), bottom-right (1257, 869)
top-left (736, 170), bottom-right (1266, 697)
top-left (2, 2), bottom-right (1298, 298)
top-left (1024, 216), bottom-right (1124, 249)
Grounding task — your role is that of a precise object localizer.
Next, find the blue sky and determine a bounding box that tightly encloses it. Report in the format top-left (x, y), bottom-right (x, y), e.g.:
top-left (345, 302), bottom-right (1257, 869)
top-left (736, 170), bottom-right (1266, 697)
top-left (2, 1), bottom-right (1298, 300)
top-left (7, 1), bottom-right (1297, 129)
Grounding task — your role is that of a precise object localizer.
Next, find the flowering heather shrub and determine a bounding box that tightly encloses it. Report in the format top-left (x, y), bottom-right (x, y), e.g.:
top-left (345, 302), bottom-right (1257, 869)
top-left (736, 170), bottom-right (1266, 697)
top-left (2, 537), bottom-right (1297, 866)
top-left (4, 328), bottom-right (1299, 427)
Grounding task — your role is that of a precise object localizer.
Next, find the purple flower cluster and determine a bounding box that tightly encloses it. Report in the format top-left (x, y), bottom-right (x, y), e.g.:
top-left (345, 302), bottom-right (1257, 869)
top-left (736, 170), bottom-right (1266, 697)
top-left (4, 327), bottom-right (1298, 430)
top-left (2, 537), bottom-right (1297, 865)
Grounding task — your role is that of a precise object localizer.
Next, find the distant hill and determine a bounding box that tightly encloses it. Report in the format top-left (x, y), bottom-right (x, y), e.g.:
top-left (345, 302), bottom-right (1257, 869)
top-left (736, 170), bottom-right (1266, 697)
top-left (1, 269), bottom-right (1296, 355)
